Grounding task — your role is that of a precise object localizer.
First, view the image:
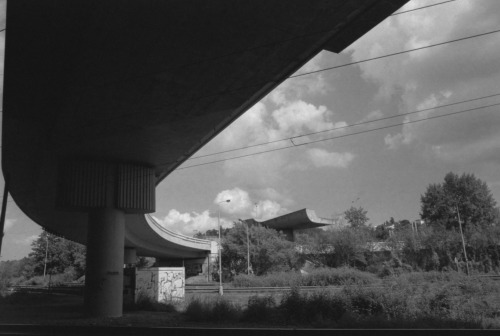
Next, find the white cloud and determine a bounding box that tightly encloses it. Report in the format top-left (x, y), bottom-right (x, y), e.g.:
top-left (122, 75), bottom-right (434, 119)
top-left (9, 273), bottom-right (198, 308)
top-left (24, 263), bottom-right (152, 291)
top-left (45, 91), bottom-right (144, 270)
top-left (156, 187), bottom-right (293, 235)
top-left (306, 148), bottom-right (356, 168)
top-left (214, 188), bottom-right (252, 215)
top-left (153, 209), bottom-right (232, 236)
top-left (255, 188), bottom-right (294, 208)
top-left (251, 200), bottom-right (285, 221)
top-left (272, 101), bottom-right (335, 137)
top-left (12, 234), bottom-right (38, 246)
top-left (360, 110), bottom-right (384, 123)
top-left (4, 218), bottom-right (16, 232)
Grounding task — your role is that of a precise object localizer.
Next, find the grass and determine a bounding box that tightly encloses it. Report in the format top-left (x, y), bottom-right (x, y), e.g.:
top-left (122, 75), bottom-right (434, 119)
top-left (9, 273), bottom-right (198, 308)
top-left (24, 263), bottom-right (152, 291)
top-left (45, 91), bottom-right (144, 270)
top-left (185, 270), bottom-right (500, 328)
top-left (232, 267), bottom-right (380, 288)
top-left (185, 297), bottom-right (242, 323)
top-left (125, 292), bottom-right (179, 312)
top-left (2, 268), bottom-right (500, 328)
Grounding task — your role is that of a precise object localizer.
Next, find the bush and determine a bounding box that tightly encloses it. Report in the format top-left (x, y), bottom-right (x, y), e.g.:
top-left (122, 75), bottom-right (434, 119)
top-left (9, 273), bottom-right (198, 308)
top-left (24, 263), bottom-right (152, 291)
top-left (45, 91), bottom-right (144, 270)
top-left (233, 267), bottom-right (379, 288)
top-left (243, 295), bottom-right (276, 322)
top-left (302, 267), bottom-right (379, 286)
top-left (232, 271), bottom-right (301, 287)
top-left (184, 297), bottom-right (241, 323)
top-left (129, 292), bottom-right (177, 312)
top-left (187, 270), bottom-right (500, 328)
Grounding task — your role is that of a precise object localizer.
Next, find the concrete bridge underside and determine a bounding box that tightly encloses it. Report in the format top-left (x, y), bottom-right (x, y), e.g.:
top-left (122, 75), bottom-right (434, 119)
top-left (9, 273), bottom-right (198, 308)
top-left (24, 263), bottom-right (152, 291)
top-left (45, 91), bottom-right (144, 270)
top-left (1, 0), bottom-right (408, 316)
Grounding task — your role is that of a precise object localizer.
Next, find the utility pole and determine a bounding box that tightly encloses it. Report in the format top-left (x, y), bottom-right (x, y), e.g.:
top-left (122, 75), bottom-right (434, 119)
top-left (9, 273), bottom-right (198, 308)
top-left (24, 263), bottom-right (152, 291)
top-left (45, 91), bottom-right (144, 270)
top-left (43, 233), bottom-right (49, 279)
top-left (240, 219), bottom-right (251, 275)
top-left (217, 199), bottom-right (230, 295)
top-left (456, 205), bottom-right (470, 276)
top-left (0, 177), bottom-right (10, 257)
top-left (246, 222), bottom-right (250, 275)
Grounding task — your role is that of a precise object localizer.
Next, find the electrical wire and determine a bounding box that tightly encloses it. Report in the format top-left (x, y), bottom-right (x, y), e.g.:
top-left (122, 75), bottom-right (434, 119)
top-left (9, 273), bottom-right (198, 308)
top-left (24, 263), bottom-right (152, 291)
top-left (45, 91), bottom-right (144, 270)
top-left (175, 102), bottom-right (500, 170)
top-left (391, 0), bottom-right (457, 16)
top-left (290, 29), bottom-right (500, 79)
top-left (188, 92), bottom-right (500, 160)
top-left (63, 27), bottom-right (500, 139)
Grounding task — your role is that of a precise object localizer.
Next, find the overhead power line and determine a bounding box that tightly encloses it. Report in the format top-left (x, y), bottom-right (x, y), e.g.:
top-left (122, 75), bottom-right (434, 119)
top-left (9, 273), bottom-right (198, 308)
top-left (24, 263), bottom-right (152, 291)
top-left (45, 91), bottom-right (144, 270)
top-left (188, 92), bottom-right (500, 160)
top-left (290, 28), bottom-right (500, 79)
top-left (391, 0), bottom-right (457, 16)
top-left (66, 27), bottom-right (500, 139)
top-left (175, 102), bottom-right (500, 170)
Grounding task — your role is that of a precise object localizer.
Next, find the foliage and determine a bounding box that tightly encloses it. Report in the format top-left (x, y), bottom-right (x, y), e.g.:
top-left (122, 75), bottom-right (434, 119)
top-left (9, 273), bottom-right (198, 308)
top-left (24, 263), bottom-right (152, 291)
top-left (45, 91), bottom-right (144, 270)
top-left (383, 221), bottom-right (500, 273)
top-left (185, 272), bottom-right (500, 328)
top-left (232, 267), bottom-right (379, 287)
top-left (243, 295), bottom-right (276, 322)
top-left (329, 228), bottom-right (370, 268)
top-left (29, 231), bottom-right (86, 279)
top-left (344, 206), bottom-right (369, 228)
top-left (136, 257), bottom-right (156, 269)
top-left (127, 292), bottom-right (177, 312)
top-left (421, 172), bottom-right (498, 230)
top-left (184, 297), bottom-right (241, 323)
top-left (295, 226), bottom-right (372, 269)
top-left (0, 257), bottom-right (34, 288)
top-left (301, 267), bottom-right (379, 286)
top-left (221, 222), bottom-right (302, 276)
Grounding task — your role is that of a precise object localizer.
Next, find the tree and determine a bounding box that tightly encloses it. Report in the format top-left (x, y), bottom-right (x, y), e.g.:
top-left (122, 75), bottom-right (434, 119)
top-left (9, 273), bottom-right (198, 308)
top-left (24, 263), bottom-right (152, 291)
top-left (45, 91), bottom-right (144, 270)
top-left (344, 206), bottom-right (369, 228)
top-left (221, 222), bottom-right (302, 276)
top-left (329, 228), bottom-right (370, 268)
top-left (421, 172), bottom-right (498, 230)
top-left (29, 231), bottom-right (86, 279)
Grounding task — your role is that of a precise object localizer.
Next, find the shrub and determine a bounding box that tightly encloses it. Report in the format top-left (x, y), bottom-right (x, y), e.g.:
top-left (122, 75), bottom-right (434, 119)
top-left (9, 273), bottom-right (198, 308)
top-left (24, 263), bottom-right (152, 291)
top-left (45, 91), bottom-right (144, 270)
top-left (303, 267), bottom-right (379, 286)
top-left (232, 271), bottom-right (301, 287)
top-left (279, 286), bottom-right (305, 324)
top-left (233, 267), bottom-right (379, 288)
top-left (184, 298), bottom-right (207, 321)
top-left (130, 292), bottom-right (177, 312)
top-left (184, 297), bottom-right (241, 323)
top-left (211, 297), bottom-right (242, 322)
top-left (243, 295), bottom-right (276, 322)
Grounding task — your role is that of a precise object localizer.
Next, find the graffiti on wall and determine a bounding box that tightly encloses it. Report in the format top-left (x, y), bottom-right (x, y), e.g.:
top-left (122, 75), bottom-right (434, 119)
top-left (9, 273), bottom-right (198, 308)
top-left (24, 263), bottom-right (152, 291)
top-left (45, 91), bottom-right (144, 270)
top-left (136, 267), bottom-right (185, 302)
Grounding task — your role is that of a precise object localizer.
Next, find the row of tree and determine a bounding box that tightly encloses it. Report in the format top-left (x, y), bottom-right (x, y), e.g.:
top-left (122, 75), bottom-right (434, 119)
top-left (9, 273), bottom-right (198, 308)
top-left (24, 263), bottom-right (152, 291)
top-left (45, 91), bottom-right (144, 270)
top-left (0, 231), bottom-right (86, 288)
top-left (2, 171), bottom-right (499, 286)
top-left (211, 172), bottom-right (500, 277)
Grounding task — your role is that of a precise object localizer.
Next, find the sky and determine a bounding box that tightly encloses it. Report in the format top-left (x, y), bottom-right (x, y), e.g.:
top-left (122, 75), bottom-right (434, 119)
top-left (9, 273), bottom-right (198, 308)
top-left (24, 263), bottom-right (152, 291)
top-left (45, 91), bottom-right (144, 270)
top-left (2, 0), bottom-right (500, 261)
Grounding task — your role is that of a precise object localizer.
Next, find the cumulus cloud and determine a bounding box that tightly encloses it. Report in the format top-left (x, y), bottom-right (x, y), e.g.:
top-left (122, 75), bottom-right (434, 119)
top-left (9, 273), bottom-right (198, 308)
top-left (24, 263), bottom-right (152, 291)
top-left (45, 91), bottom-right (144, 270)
top-left (214, 188), bottom-right (252, 215)
top-left (306, 148), bottom-right (356, 168)
top-left (207, 96), bottom-right (346, 184)
top-left (188, 49), bottom-right (350, 187)
top-left (153, 209), bottom-right (231, 236)
top-left (251, 199), bottom-right (285, 221)
top-left (3, 219), bottom-right (16, 232)
top-left (344, 0), bottom-right (500, 164)
top-left (157, 187), bottom-right (293, 235)
top-left (255, 188), bottom-right (295, 208)
top-left (13, 234), bottom-right (38, 246)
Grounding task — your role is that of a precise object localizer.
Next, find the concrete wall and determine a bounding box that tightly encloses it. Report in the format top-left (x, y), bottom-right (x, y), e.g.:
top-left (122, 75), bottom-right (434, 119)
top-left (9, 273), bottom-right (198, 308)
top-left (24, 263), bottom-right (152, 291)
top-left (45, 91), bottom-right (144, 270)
top-left (135, 267), bottom-right (185, 302)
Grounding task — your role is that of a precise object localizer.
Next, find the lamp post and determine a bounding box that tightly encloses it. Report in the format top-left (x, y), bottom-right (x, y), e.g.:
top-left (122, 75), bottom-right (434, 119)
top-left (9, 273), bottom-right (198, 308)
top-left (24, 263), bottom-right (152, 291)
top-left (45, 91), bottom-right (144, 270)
top-left (217, 199), bottom-right (230, 295)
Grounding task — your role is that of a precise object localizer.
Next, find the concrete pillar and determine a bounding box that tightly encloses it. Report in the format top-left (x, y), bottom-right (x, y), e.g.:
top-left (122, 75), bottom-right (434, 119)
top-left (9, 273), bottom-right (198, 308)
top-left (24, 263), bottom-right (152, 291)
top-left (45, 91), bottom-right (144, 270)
top-left (84, 208), bottom-right (125, 317)
top-left (57, 160), bottom-right (155, 317)
top-left (124, 247), bottom-right (137, 266)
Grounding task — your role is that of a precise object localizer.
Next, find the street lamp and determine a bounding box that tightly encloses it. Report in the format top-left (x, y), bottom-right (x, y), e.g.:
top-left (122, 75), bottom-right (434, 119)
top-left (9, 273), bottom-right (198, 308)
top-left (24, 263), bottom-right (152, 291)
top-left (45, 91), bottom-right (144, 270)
top-left (217, 199), bottom-right (230, 295)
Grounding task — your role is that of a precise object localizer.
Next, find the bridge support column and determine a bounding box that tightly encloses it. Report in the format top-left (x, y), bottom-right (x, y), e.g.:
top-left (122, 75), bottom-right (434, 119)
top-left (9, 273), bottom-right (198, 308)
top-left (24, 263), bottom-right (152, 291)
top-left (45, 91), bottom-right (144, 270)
top-left (57, 160), bottom-right (156, 317)
top-left (84, 208), bottom-right (125, 317)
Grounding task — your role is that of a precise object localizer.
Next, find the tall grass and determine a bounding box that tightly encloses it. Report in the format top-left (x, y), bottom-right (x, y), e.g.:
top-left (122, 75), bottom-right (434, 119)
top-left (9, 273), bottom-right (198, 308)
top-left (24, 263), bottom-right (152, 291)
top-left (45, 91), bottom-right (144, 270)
top-left (186, 272), bottom-right (500, 328)
top-left (185, 297), bottom-right (242, 323)
top-left (232, 267), bottom-right (379, 287)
